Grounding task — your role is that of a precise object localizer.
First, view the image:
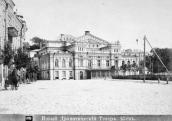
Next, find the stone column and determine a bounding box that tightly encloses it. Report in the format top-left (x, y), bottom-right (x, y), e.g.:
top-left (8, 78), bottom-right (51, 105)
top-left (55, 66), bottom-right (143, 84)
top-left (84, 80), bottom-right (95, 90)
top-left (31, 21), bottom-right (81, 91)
top-left (49, 53), bottom-right (55, 80)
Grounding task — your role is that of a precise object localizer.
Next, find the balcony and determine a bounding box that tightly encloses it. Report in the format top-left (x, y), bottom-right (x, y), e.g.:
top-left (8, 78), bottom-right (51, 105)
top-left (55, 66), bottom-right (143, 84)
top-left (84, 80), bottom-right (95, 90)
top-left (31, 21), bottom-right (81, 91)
top-left (8, 27), bottom-right (18, 37)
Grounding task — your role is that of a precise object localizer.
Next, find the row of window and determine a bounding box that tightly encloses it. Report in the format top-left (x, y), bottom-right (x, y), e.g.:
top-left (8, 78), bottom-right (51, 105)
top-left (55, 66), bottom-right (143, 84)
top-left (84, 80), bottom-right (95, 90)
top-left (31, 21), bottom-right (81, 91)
top-left (55, 71), bottom-right (84, 79)
top-left (122, 60), bottom-right (136, 64)
top-left (78, 44), bottom-right (100, 49)
top-left (55, 58), bottom-right (84, 67)
top-left (88, 60), bottom-right (110, 67)
top-left (98, 60), bottom-right (110, 67)
top-left (88, 56), bottom-right (118, 59)
top-left (114, 49), bottom-right (119, 52)
top-left (55, 71), bottom-right (73, 79)
top-left (45, 58), bottom-right (116, 69)
top-left (55, 59), bottom-right (73, 67)
top-left (54, 58), bottom-right (118, 68)
top-left (78, 47), bottom-right (84, 51)
top-left (41, 61), bottom-right (49, 69)
top-left (88, 44), bottom-right (99, 48)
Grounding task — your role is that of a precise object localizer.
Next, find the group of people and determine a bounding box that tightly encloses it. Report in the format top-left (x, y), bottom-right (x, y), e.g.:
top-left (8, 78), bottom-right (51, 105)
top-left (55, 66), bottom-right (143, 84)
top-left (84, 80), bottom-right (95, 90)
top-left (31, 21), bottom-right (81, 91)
top-left (5, 65), bottom-right (30, 90)
top-left (5, 67), bottom-right (19, 90)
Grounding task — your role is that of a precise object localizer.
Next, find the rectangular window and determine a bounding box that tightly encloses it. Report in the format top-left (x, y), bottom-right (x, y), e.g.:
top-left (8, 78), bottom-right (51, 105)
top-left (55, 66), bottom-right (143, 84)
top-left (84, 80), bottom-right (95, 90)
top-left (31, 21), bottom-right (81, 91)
top-left (92, 72), bottom-right (96, 77)
top-left (62, 59), bottom-right (66, 67)
top-left (88, 60), bottom-right (92, 67)
top-left (97, 60), bottom-right (101, 67)
top-left (98, 71), bottom-right (101, 77)
top-left (80, 59), bottom-right (83, 67)
top-left (69, 59), bottom-right (72, 67)
top-left (62, 71), bottom-right (66, 78)
top-left (106, 60), bottom-right (110, 67)
top-left (55, 71), bottom-right (59, 79)
top-left (102, 71), bottom-right (105, 77)
top-left (69, 71), bottom-right (73, 79)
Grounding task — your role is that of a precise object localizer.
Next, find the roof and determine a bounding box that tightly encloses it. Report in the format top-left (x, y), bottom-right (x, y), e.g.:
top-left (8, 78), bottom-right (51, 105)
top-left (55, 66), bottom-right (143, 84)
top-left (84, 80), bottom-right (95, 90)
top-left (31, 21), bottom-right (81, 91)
top-left (76, 33), bottom-right (110, 45)
top-left (30, 49), bottom-right (41, 52)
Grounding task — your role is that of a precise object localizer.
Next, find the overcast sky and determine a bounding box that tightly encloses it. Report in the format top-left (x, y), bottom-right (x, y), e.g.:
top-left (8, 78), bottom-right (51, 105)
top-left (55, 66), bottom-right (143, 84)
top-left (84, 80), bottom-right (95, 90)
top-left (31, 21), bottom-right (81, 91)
top-left (13, 0), bottom-right (172, 50)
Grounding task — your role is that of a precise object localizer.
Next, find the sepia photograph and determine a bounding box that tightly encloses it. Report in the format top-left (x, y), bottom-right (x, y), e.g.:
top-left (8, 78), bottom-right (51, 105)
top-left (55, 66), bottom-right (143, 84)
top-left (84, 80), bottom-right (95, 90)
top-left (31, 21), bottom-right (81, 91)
top-left (0, 0), bottom-right (172, 121)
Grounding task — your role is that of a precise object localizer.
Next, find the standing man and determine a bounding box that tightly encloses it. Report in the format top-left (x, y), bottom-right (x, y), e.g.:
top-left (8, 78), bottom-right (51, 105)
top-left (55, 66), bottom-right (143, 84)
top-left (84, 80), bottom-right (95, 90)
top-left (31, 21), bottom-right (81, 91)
top-left (12, 67), bottom-right (18, 90)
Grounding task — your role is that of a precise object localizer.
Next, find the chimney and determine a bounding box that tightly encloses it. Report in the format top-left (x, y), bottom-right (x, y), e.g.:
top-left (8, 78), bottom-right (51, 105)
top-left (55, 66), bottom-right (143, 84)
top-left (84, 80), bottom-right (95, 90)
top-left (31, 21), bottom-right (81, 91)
top-left (85, 31), bottom-right (90, 35)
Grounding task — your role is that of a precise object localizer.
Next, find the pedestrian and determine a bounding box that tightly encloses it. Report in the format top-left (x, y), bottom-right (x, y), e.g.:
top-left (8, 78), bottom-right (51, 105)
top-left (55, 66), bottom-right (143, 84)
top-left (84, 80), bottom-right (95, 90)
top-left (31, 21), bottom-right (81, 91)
top-left (26, 71), bottom-right (29, 83)
top-left (12, 68), bottom-right (19, 90)
top-left (17, 69), bottom-right (21, 84)
top-left (6, 65), bottom-right (14, 90)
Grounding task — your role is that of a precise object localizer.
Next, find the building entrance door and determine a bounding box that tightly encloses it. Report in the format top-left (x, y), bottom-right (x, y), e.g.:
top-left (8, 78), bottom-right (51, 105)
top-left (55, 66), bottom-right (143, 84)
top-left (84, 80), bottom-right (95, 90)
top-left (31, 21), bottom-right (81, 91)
top-left (62, 71), bottom-right (66, 80)
top-left (80, 71), bottom-right (83, 80)
top-left (86, 70), bottom-right (91, 79)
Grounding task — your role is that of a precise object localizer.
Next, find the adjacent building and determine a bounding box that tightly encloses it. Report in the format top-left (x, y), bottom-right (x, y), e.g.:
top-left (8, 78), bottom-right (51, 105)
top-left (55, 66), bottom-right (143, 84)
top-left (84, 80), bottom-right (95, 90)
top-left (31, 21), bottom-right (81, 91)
top-left (37, 31), bottom-right (144, 80)
top-left (0, 0), bottom-right (27, 85)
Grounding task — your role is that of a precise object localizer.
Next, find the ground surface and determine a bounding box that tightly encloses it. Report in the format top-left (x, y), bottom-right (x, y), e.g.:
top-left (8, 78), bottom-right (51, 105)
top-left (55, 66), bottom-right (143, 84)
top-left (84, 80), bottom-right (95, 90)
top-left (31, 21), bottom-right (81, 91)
top-left (0, 79), bottom-right (172, 114)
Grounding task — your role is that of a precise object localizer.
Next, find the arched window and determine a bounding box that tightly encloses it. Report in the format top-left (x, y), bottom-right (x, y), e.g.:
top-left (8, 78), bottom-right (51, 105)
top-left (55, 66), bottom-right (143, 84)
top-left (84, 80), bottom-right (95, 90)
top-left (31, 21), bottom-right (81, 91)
top-left (69, 59), bottom-right (72, 67)
top-left (55, 59), bottom-right (59, 67)
top-left (62, 59), bottom-right (66, 67)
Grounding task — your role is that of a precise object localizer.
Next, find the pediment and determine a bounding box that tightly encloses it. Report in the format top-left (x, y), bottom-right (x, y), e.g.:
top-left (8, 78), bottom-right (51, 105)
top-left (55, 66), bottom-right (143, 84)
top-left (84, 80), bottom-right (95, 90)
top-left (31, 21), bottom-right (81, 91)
top-left (76, 34), bottom-right (109, 45)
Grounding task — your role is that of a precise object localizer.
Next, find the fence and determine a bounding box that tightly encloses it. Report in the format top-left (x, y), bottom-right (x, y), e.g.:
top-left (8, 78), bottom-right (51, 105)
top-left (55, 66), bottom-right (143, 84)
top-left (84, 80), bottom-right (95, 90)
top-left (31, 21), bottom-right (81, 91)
top-left (111, 71), bottom-right (172, 81)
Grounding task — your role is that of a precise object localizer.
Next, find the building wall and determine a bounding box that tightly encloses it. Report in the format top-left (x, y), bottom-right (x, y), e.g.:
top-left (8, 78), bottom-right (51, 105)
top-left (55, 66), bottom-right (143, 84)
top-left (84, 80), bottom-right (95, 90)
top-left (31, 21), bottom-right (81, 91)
top-left (0, 0), bottom-right (6, 51)
top-left (0, 0), bottom-right (27, 86)
top-left (0, 0), bottom-right (27, 51)
top-left (38, 45), bottom-right (121, 80)
top-left (38, 32), bottom-right (144, 80)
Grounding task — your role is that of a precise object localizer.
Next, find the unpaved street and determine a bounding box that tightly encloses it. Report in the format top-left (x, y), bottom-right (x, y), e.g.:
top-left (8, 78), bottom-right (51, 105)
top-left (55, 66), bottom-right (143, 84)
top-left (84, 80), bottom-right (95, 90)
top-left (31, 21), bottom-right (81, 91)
top-left (0, 79), bottom-right (172, 114)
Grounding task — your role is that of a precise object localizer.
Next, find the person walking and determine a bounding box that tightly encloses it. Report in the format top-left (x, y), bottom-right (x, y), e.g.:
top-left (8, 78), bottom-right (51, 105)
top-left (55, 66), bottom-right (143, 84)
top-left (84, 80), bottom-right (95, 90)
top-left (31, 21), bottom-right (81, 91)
top-left (5, 65), bottom-right (14, 90)
top-left (26, 71), bottom-right (29, 83)
top-left (12, 68), bottom-right (19, 90)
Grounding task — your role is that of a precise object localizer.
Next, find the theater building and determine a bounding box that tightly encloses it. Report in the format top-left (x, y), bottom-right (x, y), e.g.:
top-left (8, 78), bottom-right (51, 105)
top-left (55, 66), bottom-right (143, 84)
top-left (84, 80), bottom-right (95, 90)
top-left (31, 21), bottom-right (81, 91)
top-left (37, 31), bottom-right (143, 80)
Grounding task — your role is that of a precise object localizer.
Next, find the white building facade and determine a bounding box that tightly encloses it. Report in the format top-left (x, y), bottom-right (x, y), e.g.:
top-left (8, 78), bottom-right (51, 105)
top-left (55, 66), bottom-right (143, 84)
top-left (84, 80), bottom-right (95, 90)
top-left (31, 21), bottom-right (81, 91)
top-left (37, 31), bottom-right (143, 80)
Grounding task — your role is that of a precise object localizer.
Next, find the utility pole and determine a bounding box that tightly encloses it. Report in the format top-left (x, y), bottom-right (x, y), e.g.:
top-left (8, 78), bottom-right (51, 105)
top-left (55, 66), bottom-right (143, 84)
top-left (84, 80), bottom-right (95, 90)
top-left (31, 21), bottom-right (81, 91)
top-left (143, 35), bottom-right (146, 83)
top-left (145, 36), bottom-right (169, 84)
